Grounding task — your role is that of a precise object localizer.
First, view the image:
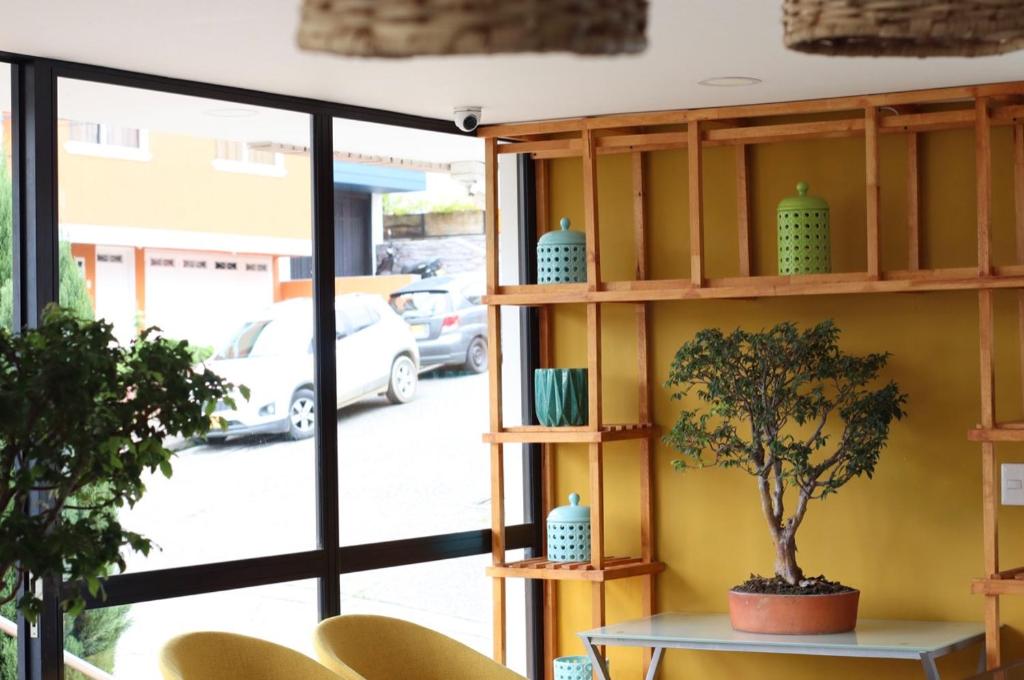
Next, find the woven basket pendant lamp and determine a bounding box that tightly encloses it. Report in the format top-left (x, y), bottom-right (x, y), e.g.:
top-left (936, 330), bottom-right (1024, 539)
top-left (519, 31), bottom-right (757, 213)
top-left (783, 0), bottom-right (1024, 57)
top-left (297, 0), bottom-right (648, 57)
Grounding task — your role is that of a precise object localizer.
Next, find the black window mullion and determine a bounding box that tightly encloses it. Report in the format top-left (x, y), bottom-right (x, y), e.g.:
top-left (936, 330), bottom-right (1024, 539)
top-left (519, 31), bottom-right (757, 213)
top-left (516, 154), bottom-right (545, 680)
top-left (311, 111), bottom-right (341, 620)
top-left (11, 58), bottom-right (63, 680)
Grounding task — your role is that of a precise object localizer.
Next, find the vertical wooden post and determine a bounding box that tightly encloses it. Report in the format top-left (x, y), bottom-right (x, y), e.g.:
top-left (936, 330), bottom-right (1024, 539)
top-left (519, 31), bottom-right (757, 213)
top-left (590, 577), bottom-right (606, 680)
top-left (977, 98), bottom-right (992, 277)
top-left (688, 120), bottom-right (705, 286)
top-left (906, 133), bottom-right (920, 271)
top-left (1014, 125), bottom-right (1024, 417)
top-left (484, 137), bottom-right (507, 663)
top-left (633, 152), bottom-right (648, 281)
top-left (865, 106), bottom-right (881, 278)
top-left (582, 130), bottom-right (601, 290)
top-left (485, 138), bottom-right (500, 294)
top-left (633, 151), bottom-right (656, 677)
top-left (735, 144), bottom-right (752, 277)
top-left (589, 442), bottom-right (605, 572)
top-left (979, 288), bottom-right (1000, 668)
top-left (536, 158), bottom-right (550, 236)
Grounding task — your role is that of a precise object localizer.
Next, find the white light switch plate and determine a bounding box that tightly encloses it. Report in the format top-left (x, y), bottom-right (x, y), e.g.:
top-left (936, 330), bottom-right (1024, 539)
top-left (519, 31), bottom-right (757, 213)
top-left (1002, 464), bottom-right (1024, 505)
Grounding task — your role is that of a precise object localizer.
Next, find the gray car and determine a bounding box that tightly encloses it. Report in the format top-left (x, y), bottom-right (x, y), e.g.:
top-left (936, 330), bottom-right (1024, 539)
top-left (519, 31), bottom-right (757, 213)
top-left (389, 275), bottom-right (488, 373)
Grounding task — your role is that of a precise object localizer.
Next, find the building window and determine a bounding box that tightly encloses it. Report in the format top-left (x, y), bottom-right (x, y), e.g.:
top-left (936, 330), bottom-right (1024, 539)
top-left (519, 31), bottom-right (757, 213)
top-left (65, 120), bottom-right (151, 161)
top-left (212, 140), bottom-right (286, 177)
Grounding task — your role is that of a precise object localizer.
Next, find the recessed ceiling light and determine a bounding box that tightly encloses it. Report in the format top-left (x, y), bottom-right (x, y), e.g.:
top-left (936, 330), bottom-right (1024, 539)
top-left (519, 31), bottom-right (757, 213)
top-left (698, 76), bottom-right (762, 87)
top-left (204, 108), bottom-right (260, 118)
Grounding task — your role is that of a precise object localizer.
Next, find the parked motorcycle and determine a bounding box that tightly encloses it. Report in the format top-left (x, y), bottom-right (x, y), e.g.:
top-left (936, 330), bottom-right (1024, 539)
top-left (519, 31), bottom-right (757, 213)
top-left (376, 245), bottom-right (444, 278)
top-left (402, 258), bottom-right (444, 278)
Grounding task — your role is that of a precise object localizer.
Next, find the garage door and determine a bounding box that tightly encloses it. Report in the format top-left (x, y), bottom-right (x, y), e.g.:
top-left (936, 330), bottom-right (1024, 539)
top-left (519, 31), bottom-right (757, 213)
top-left (144, 250), bottom-right (274, 351)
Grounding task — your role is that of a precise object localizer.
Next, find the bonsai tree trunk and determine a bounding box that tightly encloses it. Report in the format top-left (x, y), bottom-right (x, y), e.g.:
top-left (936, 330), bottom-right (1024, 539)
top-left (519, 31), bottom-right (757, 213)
top-left (775, 533), bottom-right (803, 585)
top-left (758, 471), bottom-right (809, 585)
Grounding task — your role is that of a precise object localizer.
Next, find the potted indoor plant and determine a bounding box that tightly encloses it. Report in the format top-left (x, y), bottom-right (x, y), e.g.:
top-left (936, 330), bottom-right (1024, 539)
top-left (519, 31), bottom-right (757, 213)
top-left (664, 320), bottom-right (906, 634)
top-left (0, 306), bottom-right (238, 620)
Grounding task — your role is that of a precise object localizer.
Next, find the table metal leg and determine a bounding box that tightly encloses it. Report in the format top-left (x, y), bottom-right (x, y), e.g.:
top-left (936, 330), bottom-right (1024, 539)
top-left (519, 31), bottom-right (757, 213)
top-left (581, 636), bottom-right (611, 680)
top-left (644, 647), bottom-right (664, 680)
top-left (921, 652), bottom-right (940, 680)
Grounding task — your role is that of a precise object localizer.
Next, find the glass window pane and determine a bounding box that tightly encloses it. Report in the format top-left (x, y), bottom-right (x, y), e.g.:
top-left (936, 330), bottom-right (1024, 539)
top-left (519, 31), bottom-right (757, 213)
top-left (330, 119), bottom-right (525, 545)
top-left (92, 579), bottom-right (318, 679)
top-left (57, 78), bottom-right (316, 570)
top-left (1, 62), bottom-right (11, 333)
top-left (341, 552), bottom-right (528, 676)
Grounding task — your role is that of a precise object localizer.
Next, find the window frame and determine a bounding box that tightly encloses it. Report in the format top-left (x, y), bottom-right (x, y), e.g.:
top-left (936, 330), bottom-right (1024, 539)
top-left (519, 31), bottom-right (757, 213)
top-left (3, 50), bottom-right (544, 680)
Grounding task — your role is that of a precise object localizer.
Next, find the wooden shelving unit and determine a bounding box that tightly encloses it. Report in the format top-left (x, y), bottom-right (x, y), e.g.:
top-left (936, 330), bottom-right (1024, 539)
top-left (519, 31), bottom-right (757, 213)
top-left (481, 81), bottom-right (1024, 677)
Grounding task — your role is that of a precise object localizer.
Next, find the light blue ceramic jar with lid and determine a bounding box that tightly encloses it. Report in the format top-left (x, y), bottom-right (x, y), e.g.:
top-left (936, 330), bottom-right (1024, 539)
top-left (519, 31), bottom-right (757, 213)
top-left (547, 492), bottom-right (591, 562)
top-left (537, 217), bottom-right (587, 283)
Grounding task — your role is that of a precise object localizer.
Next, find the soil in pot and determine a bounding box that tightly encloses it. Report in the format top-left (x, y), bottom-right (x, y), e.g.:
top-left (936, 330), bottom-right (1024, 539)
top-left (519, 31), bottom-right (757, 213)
top-left (728, 574), bottom-right (859, 635)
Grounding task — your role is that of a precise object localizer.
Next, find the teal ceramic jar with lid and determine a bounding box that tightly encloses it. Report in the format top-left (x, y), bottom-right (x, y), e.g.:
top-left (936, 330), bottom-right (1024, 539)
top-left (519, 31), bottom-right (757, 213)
top-left (777, 181), bottom-right (831, 275)
top-left (537, 217), bottom-right (587, 283)
top-left (547, 492), bottom-right (591, 562)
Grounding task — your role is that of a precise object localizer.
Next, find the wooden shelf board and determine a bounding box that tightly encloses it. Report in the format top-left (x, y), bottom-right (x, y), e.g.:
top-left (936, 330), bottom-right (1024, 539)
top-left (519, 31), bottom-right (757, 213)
top-left (968, 422), bottom-right (1024, 442)
top-left (485, 267), bottom-right (1024, 307)
top-left (486, 557), bottom-right (665, 582)
top-left (483, 423), bottom-right (656, 444)
top-left (973, 576), bottom-right (1024, 595)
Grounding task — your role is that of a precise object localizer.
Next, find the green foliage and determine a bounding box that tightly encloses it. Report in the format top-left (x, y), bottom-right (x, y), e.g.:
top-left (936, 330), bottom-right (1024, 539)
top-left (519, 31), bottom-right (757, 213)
top-left (161, 338), bottom-right (214, 364)
top-left (0, 307), bottom-right (237, 621)
top-left (663, 320), bottom-right (907, 580)
top-left (0, 162), bottom-right (94, 332)
top-left (0, 163), bottom-right (13, 332)
top-left (381, 192), bottom-right (479, 216)
top-left (0, 575), bottom-right (130, 679)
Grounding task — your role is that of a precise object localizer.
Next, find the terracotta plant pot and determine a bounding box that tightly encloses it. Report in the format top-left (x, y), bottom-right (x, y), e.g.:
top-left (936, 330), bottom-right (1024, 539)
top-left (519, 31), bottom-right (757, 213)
top-left (728, 589), bottom-right (860, 635)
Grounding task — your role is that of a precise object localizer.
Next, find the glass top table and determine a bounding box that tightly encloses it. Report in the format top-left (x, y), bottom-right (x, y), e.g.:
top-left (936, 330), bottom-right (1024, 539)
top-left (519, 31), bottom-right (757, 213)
top-left (579, 613), bottom-right (986, 680)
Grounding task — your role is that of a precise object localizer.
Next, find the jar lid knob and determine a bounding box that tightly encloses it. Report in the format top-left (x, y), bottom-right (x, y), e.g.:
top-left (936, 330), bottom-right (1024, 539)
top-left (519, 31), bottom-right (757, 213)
top-left (560, 217), bottom-right (571, 231)
top-left (796, 181), bottom-right (809, 196)
top-left (568, 492), bottom-right (580, 506)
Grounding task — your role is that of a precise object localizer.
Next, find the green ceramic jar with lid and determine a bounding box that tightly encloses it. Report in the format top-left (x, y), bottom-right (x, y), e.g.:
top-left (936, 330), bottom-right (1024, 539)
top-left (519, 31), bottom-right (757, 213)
top-left (777, 181), bottom-right (831, 275)
top-left (546, 492), bottom-right (590, 562)
top-left (537, 217), bottom-right (587, 283)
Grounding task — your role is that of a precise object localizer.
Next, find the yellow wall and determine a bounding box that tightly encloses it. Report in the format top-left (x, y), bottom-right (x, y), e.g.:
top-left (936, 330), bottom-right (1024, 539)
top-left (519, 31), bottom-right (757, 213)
top-left (544, 126), bottom-right (1024, 679)
top-left (56, 123), bottom-right (312, 240)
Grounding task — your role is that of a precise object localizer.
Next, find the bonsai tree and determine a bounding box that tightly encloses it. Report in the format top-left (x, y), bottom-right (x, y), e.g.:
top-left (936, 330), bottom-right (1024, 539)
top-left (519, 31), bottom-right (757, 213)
top-left (0, 306), bottom-right (240, 620)
top-left (664, 320), bottom-right (906, 588)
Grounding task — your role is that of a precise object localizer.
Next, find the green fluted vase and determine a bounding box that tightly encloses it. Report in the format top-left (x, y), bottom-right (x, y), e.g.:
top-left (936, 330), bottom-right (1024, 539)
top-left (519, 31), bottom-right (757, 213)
top-left (534, 368), bottom-right (588, 427)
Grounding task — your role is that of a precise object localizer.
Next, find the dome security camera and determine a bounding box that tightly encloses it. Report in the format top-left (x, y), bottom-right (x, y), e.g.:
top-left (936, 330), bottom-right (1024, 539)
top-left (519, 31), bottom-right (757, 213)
top-left (453, 106), bottom-right (482, 133)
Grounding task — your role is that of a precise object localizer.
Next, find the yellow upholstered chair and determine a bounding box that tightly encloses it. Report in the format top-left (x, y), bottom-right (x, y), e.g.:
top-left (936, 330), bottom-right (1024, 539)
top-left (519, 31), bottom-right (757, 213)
top-left (314, 614), bottom-right (527, 680)
top-left (160, 631), bottom-right (343, 680)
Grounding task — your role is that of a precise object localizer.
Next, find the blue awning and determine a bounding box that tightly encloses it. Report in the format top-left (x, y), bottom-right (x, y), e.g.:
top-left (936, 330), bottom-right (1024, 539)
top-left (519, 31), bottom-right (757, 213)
top-left (334, 161), bottom-right (426, 194)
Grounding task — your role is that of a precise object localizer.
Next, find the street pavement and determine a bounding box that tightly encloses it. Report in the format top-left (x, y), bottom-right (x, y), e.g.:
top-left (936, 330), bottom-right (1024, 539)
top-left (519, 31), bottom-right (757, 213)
top-left (109, 372), bottom-right (528, 678)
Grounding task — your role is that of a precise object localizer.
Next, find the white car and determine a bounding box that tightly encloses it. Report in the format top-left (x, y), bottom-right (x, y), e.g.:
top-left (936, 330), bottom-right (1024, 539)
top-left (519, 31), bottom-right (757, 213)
top-left (206, 293), bottom-right (420, 442)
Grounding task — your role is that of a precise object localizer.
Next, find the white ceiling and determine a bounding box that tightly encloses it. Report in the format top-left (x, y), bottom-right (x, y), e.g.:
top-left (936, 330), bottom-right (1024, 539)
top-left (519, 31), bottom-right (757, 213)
top-left (3, 0), bottom-right (1024, 126)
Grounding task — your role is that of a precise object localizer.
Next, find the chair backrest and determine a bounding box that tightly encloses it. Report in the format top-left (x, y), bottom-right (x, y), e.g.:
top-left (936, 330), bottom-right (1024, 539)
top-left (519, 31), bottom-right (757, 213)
top-left (160, 631), bottom-right (342, 680)
top-left (314, 615), bottom-right (527, 680)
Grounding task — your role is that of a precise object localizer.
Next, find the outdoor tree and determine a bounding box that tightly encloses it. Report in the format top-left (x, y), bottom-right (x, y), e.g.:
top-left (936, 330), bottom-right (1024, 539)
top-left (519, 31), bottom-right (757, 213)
top-left (0, 163), bottom-right (93, 331)
top-left (664, 320), bottom-right (907, 587)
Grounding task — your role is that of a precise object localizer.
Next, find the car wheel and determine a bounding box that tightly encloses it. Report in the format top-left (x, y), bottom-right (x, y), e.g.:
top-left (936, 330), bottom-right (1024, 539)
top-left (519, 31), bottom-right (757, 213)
top-left (464, 336), bottom-right (488, 374)
top-left (287, 388), bottom-right (317, 440)
top-left (386, 355), bottom-right (417, 404)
